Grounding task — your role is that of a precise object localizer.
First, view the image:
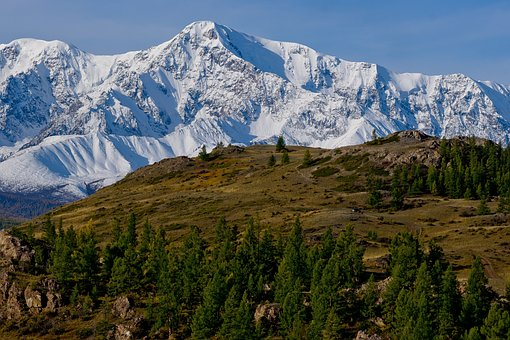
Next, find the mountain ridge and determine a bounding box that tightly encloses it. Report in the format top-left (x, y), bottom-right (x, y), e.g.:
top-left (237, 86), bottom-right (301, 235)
top-left (1, 20), bottom-right (510, 208)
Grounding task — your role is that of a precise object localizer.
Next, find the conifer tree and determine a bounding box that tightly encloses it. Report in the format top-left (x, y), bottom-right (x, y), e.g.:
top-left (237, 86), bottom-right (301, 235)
top-left (198, 145), bottom-right (209, 161)
top-left (191, 270), bottom-right (228, 339)
top-left (302, 150), bottom-right (312, 167)
top-left (276, 135), bottom-right (286, 152)
top-left (362, 274), bottom-right (378, 320)
top-left (181, 226), bottom-right (206, 310)
top-left (480, 303), bottom-right (510, 339)
top-left (43, 216), bottom-right (56, 246)
top-left (477, 197), bottom-right (491, 215)
top-left (220, 289), bottom-right (256, 340)
top-left (280, 279), bottom-right (305, 336)
top-left (461, 257), bottom-right (492, 328)
top-left (438, 265), bottom-right (461, 339)
top-left (126, 212), bottom-right (137, 248)
top-left (281, 150), bottom-right (290, 164)
top-left (267, 154), bottom-right (276, 167)
top-left (275, 218), bottom-right (309, 303)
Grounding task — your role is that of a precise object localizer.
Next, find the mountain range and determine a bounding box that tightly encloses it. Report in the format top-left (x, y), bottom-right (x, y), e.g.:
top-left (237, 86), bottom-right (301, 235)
top-left (1, 21), bottom-right (510, 212)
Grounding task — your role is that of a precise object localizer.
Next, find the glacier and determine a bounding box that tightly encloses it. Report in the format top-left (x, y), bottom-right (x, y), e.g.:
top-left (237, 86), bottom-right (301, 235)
top-left (1, 20), bottom-right (510, 205)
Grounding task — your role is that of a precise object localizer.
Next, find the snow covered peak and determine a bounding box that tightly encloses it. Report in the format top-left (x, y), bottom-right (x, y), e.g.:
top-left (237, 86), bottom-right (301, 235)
top-left (1, 22), bottom-right (510, 203)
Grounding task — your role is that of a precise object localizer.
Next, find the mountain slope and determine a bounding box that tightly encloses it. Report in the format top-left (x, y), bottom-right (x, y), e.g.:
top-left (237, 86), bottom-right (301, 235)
top-left (1, 21), bottom-right (510, 206)
top-left (27, 135), bottom-right (510, 293)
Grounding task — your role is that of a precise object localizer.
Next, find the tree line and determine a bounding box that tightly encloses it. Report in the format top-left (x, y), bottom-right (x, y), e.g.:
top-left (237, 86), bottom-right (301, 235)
top-left (9, 214), bottom-right (510, 339)
top-left (367, 138), bottom-right (510, 211)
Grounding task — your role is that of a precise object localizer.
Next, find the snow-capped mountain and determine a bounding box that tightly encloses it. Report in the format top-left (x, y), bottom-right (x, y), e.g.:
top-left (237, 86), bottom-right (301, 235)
top-left (1, 21), bottom-right (510, 203)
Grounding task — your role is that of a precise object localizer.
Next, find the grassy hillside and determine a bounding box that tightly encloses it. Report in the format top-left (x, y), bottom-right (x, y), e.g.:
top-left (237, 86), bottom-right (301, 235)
top-left (27, 132), bottom-right (510, 293)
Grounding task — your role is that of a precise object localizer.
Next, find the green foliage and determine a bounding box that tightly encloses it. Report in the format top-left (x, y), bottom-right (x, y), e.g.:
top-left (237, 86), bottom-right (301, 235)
top-left (191, 270), bottom-right (228, 338)
top-left (220, 289), bottom-right (257, 339)
top-left (275, 218), bottom-right (309, 303)
top-left (367, 190), bottom-right (382, 209)
top-left (43, 216), bottom-right (56, 246)
top-left (461, 257), bottom-right (492, 328)
top-left (438, 265), bottom-right (462, 338)
top-left (480, 303), bottom-right (510, 339)
top-left (281, 150), bottom-right (290, 164)
top-left (267, 154), bottom-right (276, 167)
top-left (302, 150), bottom-right (312, 167)
top-left (198, 145), bottom-right (209, 161)
top-left (477, 198), bottom-right (491, 215)
top-left (276, 135), bottom-right (286, 152)
top-left (20, 212), bottom-right (510, 338)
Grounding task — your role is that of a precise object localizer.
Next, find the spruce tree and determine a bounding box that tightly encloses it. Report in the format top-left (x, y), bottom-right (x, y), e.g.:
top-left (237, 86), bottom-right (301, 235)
top-left (220, 289), bottom-right (257, 340)
top-left (362, 274), bottom-right (378, 320)
top-left (43, 216), bottom-right (56, 246)
top-left (276, 135), bottom-right (286, 152)
top-left (302, 150), bottom-right (312, 167)
top-left (268, 154), bottom-right (276, 167)
top-left (438, 265), bottom-right (461, 339)
top-left (480, 303), bottom-right (510, 339)
top-left (477, 197), bottom-right (491, 215)
top-left (461, 257), bottom-right (492, 328)
top-left (280, 280), bottom-right (305, 336)
top-left (198, 145), bottom-right (209, 161)
top-left (191, 270), bottom-right (228, 339)
top-left (281, 150), bottom-right (290, 164)
top-left (274, 218), bottom-right (309, 303)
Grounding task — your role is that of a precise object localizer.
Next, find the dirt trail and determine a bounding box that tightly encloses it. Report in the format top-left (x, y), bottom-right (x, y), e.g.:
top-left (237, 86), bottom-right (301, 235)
top-left (481, 257), bottom-right (500, 280)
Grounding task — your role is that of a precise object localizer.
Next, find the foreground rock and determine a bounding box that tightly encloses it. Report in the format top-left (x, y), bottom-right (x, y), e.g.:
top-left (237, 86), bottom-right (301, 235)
top-left (0, 231), bottom-right (34, 271)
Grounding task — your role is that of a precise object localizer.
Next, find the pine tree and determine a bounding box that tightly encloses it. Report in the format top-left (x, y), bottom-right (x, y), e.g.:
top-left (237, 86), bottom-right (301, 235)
top-left (220, 289), bottom-right (257, 340)
top-left (438, 265), bottom-right (461, 339)
top-left (480, 303), bottom-right (510, 339)
top-left (267, 154), bottom-right (276, 167)
top-left (43, 216), bottom-right (56, 246)
top-left (367, 190), bottom-right (382, 209)
top-left (181, 226), bottom-right (206, 310)
top-left (75, 229), bottom-right (100, 294)
top-left (274, 218), bottom-right (309, 303)
top-left (198, 145), bottom-right (209, 161)
top-left (461, 257), bottom-right (492, 328)
top-left (280, 280), bottom-right (305, 336)
top-left (477, 197), bottom-right (491, 215)
top-left (392, 288), bottom-right (414, 339)
top-left (302, 150), bottom-right (312, 167)
top-left (191, 270), bottom-right (228, 339)
top-left (310, 260), bottom-right (328, 338)
top-left (281, 150), bottom-right (290, 164)
top-left (362, 274), bottom-right (378, 320)
top-left (464, 327), bottom-right (483, 340)
top-left (276, 135), bottom-right (286, 152)
top-left (126, 212), bottom-right (137, 248)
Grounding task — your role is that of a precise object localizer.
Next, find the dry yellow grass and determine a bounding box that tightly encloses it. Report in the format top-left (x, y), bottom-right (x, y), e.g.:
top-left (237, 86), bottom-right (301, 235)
top-left (26, 139), bottom-right (510, 293)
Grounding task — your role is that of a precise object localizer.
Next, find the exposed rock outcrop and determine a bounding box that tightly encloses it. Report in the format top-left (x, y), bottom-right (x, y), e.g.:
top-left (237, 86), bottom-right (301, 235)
top-left (355, 330), bottom-right (383, 340)
top-left (6, 281), bottom-right (24, 320)
top-left (0, 231), bottom-right (34, 271)
top-left (254, 302), bottom-right (281, 325)
top-left (112, 296), bottom-right (135, 320)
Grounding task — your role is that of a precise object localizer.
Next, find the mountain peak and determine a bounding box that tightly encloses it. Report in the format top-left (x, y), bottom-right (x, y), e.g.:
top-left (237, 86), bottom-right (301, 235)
top-left (1, 22), bottom-right (510, 203)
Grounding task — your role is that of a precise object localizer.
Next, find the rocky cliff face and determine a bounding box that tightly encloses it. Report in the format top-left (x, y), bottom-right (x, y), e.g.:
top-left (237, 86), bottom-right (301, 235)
top-left (0, 231), bottom-right (61, 321)
top-left (1, 21), bottom-right (510, 203)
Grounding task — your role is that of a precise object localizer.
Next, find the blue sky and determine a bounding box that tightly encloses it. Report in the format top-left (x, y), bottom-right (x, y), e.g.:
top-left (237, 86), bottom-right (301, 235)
top-left (1, 0), bottom-right (509, 84)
